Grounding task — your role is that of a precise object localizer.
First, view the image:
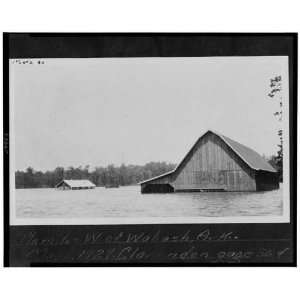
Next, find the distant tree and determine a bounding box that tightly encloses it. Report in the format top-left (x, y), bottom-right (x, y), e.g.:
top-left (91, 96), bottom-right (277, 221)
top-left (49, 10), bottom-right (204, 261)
top-left (24, 167), bottom-right (35, 188)
top-left (54, 167), bottom-right (64, 182)
top-left (15, 171), bottom-right (25, 188)
top-left (15, 162), bottom-right (177, 189)
top-left (83, 165), bottom-right (90, 178)
top-left (268, 75), bottom-right (283, 182)
top-left (267, 155), bottom-right (279, 171)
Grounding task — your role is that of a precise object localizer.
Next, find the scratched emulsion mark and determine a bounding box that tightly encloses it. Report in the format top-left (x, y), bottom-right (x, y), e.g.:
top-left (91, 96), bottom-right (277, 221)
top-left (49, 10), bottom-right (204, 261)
top-left (11, 228), bottom-right (292, 265)
top-left (167, 247), bottom-right (291, 263)
top-left (11, 59), bottom-right (45, 65)
top-left (14, 228), bottom-right (239, 246)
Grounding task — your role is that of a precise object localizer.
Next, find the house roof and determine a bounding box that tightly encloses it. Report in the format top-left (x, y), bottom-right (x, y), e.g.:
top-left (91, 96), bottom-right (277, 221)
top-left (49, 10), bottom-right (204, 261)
top-left (55, 179), bottom-right (96, 188)
top-left (140, 130), bottom-right (277, 185)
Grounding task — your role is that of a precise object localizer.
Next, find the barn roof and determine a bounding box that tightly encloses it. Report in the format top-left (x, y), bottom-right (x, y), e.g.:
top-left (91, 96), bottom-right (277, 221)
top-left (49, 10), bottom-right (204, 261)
top-left (55, 179), bottom-right (96, 188)
top-left (139, 170), bottom-right (174, 184)
top-left (140, 130), bottom-right (277, 185)
top-left (214, 131), bottom-right (277, 173)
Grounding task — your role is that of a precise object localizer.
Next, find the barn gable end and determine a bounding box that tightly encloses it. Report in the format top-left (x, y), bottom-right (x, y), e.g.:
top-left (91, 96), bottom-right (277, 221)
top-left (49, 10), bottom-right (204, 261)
top-left (173, 131), bottom-right (256, 191)
top-left (140, 130), bottom-right (279, 193)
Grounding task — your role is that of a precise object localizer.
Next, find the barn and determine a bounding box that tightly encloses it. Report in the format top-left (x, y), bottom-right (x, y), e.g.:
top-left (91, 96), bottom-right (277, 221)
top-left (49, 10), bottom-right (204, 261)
top-left (55, 179), bottom-right (96, 190)
top-left (140, 130), bottom-right (279, 193)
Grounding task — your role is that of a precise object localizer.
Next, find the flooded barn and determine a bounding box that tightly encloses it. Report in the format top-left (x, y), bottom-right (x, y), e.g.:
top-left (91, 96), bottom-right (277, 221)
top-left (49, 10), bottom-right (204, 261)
top-left (140, 130), bottom-right (279, 193)
top-left (55, 179), bottom-right (96, 190)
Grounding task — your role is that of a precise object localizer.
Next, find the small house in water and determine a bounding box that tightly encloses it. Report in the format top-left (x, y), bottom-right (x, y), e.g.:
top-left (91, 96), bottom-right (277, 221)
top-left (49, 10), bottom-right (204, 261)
top-left (55, 179), bottom-right (96, 190)
top-left (140, 130), bottom-right (279, 193)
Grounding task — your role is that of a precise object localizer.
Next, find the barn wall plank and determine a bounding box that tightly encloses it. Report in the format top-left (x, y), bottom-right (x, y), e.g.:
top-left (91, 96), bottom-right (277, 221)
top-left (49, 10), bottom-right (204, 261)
top-left (172, 132), bottom-right (256, 191)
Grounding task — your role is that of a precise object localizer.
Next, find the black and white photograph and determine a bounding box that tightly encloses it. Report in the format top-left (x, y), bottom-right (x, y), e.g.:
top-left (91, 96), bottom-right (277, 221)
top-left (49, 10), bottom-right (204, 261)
top-left (3, 33), bottom-right (296, 267)
top-left (10, 56), bottom-right (290, 224)
top-left (1, 1), bottom-right (299, 299)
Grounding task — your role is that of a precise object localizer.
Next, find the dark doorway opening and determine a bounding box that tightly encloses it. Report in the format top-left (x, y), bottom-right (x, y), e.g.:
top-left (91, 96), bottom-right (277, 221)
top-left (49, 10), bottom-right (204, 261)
top-left (141, 184), bottom-right (174, 194)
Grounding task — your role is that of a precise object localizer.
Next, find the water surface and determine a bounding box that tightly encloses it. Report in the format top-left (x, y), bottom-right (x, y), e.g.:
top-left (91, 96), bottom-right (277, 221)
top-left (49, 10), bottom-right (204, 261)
top-left (16, 185), bottom-right (283, 219)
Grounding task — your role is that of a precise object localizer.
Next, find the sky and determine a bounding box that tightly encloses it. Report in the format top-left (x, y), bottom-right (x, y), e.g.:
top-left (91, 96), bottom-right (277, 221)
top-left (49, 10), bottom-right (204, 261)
top-left (10, 57), bottom-right (289, 171)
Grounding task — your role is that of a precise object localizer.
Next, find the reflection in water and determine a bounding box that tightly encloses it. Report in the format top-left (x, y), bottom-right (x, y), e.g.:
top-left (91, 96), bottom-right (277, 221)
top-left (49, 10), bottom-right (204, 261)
top-left (16, 185), bottom-right (283, 218)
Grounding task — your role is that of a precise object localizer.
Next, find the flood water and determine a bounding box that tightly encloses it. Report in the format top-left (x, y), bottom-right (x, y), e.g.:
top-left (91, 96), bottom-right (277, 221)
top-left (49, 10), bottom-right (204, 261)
top-left (15, 185), bottom-right (283, 219)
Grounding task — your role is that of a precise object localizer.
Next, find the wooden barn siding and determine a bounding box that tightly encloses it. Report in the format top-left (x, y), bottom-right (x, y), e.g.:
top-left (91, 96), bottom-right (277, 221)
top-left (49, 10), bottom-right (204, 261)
top-left (172, 133), bottom-right (256, 191)
top-left (140, 174), bottom-right (174, 193)
top-left (255, 170), bottom-right (279, 191)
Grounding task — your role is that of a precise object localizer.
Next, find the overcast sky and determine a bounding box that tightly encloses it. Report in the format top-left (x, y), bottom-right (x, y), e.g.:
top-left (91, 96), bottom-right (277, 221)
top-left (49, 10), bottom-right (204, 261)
top-left (10, 57), bottom-right (288, 171)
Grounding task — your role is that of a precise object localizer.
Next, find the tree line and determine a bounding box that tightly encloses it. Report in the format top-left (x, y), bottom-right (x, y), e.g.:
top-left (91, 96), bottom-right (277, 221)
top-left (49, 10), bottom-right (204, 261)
top-left (15, 162), bottom-right (177, 189)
